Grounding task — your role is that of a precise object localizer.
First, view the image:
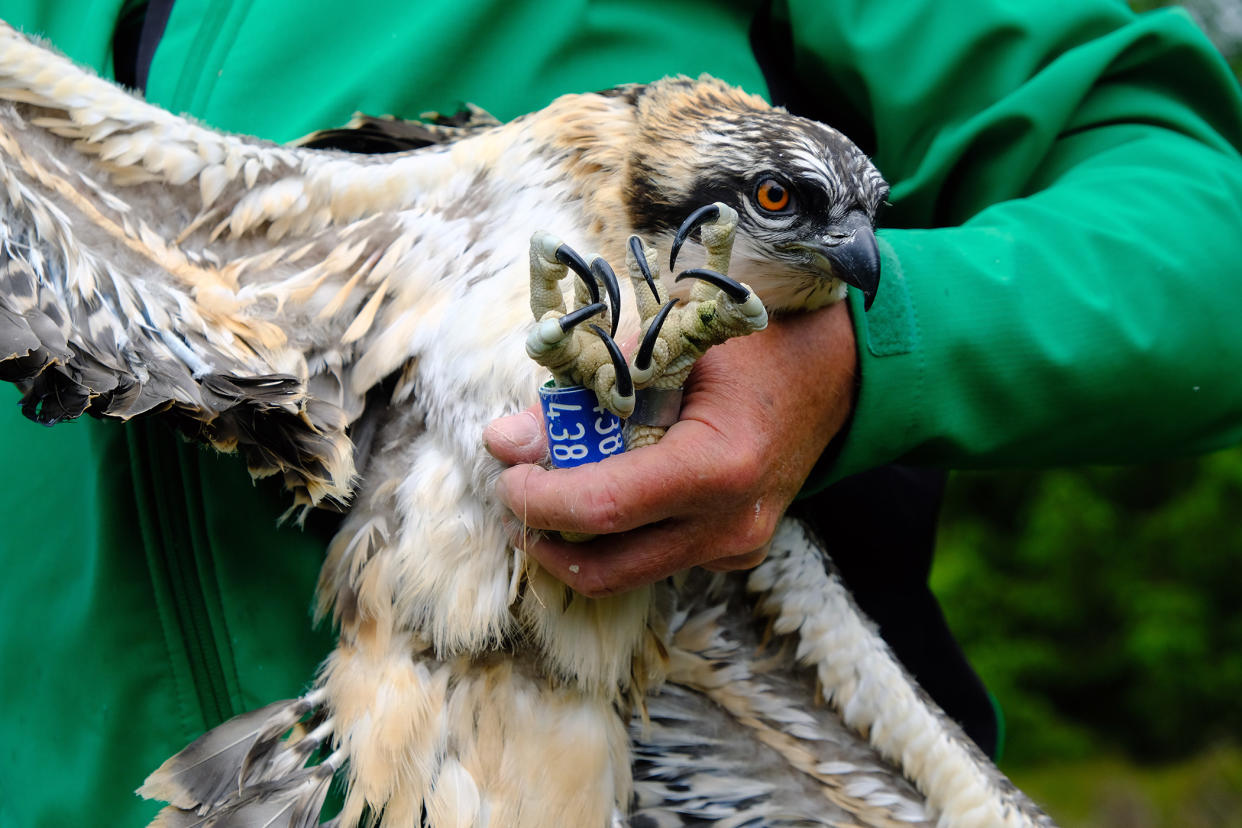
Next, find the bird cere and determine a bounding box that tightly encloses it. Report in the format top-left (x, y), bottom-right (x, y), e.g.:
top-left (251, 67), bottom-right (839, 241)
top-left (0, 19), bottom-right (1056, 828)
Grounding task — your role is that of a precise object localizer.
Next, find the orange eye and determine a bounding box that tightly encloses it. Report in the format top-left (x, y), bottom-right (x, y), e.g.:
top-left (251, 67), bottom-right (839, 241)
top-left (755, 178), bottom-right (791, 213)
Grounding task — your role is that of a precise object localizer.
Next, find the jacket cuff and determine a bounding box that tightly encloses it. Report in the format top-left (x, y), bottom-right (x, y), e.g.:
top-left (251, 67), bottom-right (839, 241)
top-left (803, 233), bottom-right (923, 492)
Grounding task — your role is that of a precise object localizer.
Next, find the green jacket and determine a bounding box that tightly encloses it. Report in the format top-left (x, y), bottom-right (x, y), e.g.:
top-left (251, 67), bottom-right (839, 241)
top-left (2, 1), bottom-right (1241, 824)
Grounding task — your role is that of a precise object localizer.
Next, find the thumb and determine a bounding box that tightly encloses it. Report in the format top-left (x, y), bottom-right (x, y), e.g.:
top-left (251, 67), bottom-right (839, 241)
top-left (483, 406), bottom-right (546, 464)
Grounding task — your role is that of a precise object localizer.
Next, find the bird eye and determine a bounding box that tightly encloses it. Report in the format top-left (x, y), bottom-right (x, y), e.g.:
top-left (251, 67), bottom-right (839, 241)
top-left (754, 177), bottom-right (792, 213)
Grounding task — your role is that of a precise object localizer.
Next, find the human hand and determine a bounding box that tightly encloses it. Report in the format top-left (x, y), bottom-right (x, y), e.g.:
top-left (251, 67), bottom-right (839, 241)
top-left (484, 301), bottom-right (857, 597)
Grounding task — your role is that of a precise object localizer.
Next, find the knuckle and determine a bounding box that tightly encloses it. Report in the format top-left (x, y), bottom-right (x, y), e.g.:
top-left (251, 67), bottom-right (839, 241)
top-left (703, 547), bottom-right (768, 573)
top-left (705, 443), bottom-right (766, 497)
top-left (729, 503), bottom-right (780, 554)
top-left (733, 523), bottom-right (772, 555)
top-left (579, 477), bottom-right (627, 534)
top-left (573, 570), bottom-right (616, 599)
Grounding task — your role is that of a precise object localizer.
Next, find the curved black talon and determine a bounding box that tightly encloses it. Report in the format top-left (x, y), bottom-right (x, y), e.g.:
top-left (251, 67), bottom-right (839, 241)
top-left (554, 244), bottom-right (600, 305)
top-left (589, 324), bottom-right (634, 399)
top-left (675, 268), bottom-right (751, 303)
top-left (634, 299), bottom-right (679, 373)
top-left (628, 235), bottom-right (661, 302)
top-left (558, 302), bottom-right (607, 332)
top-left (670, 203), bottom-right (722, 272)
top-left (590, 257), bottom-right (622, 339)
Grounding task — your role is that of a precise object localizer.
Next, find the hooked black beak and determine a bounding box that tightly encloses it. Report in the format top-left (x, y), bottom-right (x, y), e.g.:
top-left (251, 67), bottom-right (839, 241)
top-left (792, 212), bottom-right (881, 310)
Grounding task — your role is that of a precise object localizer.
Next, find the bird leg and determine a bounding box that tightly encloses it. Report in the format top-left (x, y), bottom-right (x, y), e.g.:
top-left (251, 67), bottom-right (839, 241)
top-left (625, 203), bottom-right (768, 448)
top-left (526, 231), bottom-right (633, 418)
top-left (525, 203), bottom-right (766, 455)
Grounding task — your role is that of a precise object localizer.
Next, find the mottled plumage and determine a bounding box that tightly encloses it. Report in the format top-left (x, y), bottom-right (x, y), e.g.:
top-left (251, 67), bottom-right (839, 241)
top-left (0, 21), bottom-right (1053, 828)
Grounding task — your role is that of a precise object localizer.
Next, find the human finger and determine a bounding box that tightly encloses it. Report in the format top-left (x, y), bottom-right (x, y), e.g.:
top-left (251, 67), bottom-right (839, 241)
top-left (482, 407), bottom-right (547, 465)
top-left (493, 414), bottom-right (741, 536)
top-left (513, 514), bottom-right (769, 597)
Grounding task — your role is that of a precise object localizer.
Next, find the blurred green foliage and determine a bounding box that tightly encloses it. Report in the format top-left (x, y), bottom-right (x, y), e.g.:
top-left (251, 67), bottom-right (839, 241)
top-left (934, 448), bottom-right (1242, 766)
top-left (1011, 746), bottom-right (1242, 827)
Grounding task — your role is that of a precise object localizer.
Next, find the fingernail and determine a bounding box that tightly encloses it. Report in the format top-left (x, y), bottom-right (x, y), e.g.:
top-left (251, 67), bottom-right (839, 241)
top-left (484, 410), bottom-right (543, 454)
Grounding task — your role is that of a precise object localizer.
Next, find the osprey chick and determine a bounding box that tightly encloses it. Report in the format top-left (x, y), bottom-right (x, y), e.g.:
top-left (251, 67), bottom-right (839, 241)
top-left (0, 22), bottom-right (1053, 828)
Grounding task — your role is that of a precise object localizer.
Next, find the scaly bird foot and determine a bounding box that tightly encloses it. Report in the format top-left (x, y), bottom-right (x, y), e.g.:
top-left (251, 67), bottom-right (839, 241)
top-left (526, 232), bottom-right (633, 418)
top-left (624, 204), bottom-right (767, 447)
top-left (526, 203), bottom-right (768, 455)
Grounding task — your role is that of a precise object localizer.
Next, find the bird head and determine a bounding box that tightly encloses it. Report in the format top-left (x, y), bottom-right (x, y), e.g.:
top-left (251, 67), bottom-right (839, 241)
top-left (623, 76), bottom-right (888, 312)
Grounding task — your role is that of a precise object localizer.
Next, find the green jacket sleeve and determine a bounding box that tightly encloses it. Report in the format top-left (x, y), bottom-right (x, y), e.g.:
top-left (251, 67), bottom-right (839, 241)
top-left (781, 1), bottom-right (1242, 485)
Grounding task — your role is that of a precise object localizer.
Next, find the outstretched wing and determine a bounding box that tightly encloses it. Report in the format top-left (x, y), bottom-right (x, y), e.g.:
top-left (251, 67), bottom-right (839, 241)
top-left (0, 22), bottom-right (483, 508)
